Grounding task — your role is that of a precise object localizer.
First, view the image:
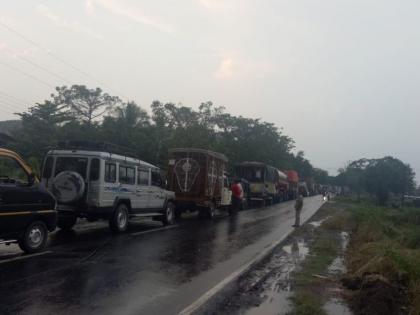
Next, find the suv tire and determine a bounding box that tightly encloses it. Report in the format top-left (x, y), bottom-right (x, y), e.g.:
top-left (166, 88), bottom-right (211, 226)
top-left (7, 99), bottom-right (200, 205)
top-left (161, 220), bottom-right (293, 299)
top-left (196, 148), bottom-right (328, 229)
top-left (161, 201), bottom-right (175, 226)
top-left (18, 221), bottom-right (48, 253)
top-left (57, 215), bottom-right (77, 231)
top-left (109, 203), bottom-right (129, 233)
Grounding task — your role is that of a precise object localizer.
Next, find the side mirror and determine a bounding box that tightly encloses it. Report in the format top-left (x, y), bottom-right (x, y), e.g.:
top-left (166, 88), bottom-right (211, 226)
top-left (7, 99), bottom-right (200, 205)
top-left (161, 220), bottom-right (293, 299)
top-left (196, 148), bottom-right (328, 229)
top-left (28, 173), bottom-right (36, 186)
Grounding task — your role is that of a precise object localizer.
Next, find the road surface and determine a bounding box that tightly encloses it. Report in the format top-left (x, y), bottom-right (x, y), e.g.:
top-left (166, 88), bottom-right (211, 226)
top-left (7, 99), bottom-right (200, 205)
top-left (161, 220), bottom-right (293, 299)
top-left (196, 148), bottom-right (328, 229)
top-left (0, 196), bottom-right (324, 315)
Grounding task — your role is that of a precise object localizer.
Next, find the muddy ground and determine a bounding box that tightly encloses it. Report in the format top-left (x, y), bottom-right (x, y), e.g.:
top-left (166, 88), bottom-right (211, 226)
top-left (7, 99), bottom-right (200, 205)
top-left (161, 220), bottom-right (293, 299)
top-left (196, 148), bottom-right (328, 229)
top-left (201, 201), bottom-right (352, 315)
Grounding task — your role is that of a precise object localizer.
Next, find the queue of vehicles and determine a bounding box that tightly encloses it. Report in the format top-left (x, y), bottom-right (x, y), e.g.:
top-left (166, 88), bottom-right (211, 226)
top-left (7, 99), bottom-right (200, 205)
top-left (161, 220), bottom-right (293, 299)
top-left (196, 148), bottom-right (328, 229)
top-left (0, 141), bottom-right (324, 254)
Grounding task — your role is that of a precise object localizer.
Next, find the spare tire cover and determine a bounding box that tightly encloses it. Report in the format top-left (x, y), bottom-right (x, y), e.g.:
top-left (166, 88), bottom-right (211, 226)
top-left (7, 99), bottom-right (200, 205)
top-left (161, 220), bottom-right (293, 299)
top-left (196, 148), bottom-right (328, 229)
top-left (52, 171), bottom-right (85, 204)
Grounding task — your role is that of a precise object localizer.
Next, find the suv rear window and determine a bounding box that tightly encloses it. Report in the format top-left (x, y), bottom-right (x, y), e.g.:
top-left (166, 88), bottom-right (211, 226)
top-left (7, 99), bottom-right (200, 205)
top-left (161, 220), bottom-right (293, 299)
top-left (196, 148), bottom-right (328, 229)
top-left (55, 157), bottom-right (88, 179)
top-left (42, 156), bottom-right (53, 179)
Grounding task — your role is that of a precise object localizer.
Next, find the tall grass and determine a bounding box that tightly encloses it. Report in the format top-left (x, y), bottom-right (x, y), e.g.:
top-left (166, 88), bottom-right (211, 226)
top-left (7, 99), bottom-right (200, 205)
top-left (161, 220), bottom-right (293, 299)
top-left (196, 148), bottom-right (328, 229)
top-left (342, 200), bottom-right (420, 313)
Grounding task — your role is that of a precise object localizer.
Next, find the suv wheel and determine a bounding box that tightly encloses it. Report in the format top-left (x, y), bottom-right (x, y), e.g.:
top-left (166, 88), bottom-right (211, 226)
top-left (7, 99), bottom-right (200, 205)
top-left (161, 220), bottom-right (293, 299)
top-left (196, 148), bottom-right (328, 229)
top-left (57, 215), bottom-right (77, 231)
top-left (18, 221), bottom-right (48, 254)
top-left (161, 202), bottom-right (175, 226)
top-left (109, 203), bottom-right (129, 232)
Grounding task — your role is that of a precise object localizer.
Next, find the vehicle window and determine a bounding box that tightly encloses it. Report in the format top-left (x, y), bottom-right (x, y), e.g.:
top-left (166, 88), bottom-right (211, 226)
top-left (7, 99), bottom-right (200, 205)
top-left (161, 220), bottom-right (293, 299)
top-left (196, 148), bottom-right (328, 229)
top-left (138, 168), bottom-right (149, 185)
top-left (90, 158), bottom-right (100, 181)
top-left (42, 156), bottom-right (53, 179)
top-left (151, 169), bottom-right (162, 187)
top-left (127, 167), bottom-right (135, 185)
top-left (105, 163), bottom-right (116, 183)
top-left (0, 156), bottom-right (28, 185)
top-left (119, 165), bottom-right (135, 185)
top-left (55, 157), bottom-right (88, 179)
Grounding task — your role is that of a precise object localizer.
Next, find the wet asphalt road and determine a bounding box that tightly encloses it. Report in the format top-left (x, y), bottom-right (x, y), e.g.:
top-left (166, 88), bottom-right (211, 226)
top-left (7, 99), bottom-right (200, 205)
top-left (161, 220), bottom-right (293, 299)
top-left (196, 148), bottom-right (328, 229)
top-left (0, 196), bottom-right (324, 315)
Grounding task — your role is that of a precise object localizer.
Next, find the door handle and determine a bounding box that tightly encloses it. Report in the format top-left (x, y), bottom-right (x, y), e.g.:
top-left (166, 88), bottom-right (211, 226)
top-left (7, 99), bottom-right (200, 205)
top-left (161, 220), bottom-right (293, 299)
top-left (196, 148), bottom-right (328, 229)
top-left (136, 189), bottom-right (143, 193)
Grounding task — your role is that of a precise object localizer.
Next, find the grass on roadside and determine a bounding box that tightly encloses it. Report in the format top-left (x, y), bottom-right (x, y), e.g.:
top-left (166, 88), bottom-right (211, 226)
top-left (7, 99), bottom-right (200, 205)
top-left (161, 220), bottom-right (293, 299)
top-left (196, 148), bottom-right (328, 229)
top-left (288, 203), bottom-right (347, 315)
top-left (344, 200), bottom-right (420, 314)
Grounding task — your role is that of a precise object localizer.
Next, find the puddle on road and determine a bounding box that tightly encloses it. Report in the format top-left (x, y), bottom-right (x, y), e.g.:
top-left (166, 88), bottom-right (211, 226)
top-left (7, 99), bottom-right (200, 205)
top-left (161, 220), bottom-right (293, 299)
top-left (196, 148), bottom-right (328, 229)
top-left (308, 217), bottom-right (330, 228)
top-left (324, 298), bottom-right (352, 315)
top-left (243, 237), bottom-right (310, 315)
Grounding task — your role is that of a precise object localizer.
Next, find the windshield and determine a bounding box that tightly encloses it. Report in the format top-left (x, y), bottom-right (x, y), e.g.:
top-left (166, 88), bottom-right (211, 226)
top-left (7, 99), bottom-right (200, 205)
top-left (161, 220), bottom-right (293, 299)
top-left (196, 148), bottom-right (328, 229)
top-left (54, 157), bottom-right (88, 179)
top-left (238, 167), bottom-right (264, 182)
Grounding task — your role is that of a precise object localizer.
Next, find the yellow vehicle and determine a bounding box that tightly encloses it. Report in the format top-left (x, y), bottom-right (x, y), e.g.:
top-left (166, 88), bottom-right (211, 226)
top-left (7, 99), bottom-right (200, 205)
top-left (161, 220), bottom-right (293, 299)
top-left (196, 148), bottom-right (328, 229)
top-left (235, 162), bottom-right (280, 206)
top-left (0, 149), bottom-right (56, 253)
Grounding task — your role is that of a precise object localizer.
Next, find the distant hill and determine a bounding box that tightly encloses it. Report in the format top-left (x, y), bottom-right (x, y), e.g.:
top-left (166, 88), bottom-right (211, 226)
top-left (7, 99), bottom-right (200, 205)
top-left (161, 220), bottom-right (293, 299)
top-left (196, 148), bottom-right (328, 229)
top-left (0, 120), bottom-right (21, 136)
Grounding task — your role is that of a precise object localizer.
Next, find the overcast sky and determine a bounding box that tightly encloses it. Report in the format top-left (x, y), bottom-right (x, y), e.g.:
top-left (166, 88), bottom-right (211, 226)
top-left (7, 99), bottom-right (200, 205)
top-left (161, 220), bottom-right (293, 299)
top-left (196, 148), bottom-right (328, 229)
top-left (1, 0), bottom-right (419, 181)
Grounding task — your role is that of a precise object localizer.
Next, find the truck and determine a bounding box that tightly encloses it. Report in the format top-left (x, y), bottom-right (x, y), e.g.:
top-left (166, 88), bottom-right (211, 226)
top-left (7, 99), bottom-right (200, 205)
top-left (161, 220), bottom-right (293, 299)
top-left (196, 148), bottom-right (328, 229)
top-left (276, 170), bottom-right (289, 202)
top-left (235, 162), bottom-right (280, 206)
top-left (167, 148), bottom-right (231, 219)
top-left (285, 170), bottom-right (299, 200)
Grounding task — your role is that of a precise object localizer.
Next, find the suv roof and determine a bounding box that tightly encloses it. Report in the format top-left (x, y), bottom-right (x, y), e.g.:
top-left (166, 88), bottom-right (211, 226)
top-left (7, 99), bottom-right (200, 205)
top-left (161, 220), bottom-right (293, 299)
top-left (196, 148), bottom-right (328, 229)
top-left (47, 149), bottom-right (158, 169)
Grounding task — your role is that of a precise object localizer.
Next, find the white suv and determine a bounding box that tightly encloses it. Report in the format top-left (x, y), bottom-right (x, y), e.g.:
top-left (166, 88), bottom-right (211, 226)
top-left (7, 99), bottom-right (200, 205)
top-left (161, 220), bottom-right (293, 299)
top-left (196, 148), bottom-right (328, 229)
top-left (41, 148), bottom-right (176, 232)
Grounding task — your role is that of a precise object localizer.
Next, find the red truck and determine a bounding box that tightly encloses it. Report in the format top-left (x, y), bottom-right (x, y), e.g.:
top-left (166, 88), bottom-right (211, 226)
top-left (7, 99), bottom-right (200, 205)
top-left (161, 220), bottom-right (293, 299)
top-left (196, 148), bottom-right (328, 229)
top-left (285, 170), bottom-right (299, 200)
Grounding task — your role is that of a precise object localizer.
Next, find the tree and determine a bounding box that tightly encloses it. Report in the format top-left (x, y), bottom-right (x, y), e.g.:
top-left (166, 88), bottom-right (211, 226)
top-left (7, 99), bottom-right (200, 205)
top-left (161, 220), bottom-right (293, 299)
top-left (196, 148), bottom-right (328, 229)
top-left (53, 85), bottom-right (121, 126)
top-left (313, 168), bottom-right (329, 184)
top-left (293, 151), bottom-right (313, 178)
top-left (338, 157), bottom-right (416, 205)
top-left (13, 100), bottom-right (72, 159)
top-left (364, 156), bottom-right (415, 205)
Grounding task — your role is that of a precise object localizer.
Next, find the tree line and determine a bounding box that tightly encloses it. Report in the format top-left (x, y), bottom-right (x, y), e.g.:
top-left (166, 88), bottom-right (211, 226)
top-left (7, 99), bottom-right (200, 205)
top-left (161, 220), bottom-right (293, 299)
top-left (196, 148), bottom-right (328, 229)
top-left (6, 84), bottom-right (416, 202)
top-left (336, 157), bottom-right (416, 205)
top-left (8, 84), bottom-right (325, 181)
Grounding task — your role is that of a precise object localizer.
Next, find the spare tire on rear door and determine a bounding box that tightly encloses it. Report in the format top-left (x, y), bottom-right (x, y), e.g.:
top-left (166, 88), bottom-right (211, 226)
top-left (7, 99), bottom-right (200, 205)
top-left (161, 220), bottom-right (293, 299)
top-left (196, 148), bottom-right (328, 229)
top-left (51, 171), bottom-right (85, 204)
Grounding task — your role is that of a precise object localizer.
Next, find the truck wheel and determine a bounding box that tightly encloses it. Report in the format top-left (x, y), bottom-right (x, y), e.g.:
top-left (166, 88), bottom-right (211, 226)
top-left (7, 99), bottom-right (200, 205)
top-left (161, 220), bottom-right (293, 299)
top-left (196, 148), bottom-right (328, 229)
top-left (18, 221), bottom-right (48, 254)
top-left (161, 202), bottom-right (175, 226)
top-left (57, 215), bottom-right (77, 231)
top-left (109, 203), bottom-right (129, 232)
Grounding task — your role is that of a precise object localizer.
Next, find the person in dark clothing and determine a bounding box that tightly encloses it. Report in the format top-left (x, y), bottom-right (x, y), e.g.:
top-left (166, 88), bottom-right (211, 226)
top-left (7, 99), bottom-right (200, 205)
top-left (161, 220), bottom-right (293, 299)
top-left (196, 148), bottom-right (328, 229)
top-left (293, 194), bottom-right (304, 227)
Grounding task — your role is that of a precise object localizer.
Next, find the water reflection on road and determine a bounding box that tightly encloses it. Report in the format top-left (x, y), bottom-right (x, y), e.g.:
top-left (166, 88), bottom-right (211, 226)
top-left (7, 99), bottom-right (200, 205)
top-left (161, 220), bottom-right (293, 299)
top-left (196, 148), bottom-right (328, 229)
top-left (0, 196), bottom-right (323, 315)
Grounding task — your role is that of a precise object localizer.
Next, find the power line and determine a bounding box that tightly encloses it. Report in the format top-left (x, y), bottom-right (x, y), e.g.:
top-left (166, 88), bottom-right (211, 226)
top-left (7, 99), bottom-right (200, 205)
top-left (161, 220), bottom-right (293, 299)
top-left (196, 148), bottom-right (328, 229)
top-left (6, 48), bottom-right (73, 85)
top-left (0, 95), bottom-right (28, 111)
top-left (0, 91), bottom-right (31, 105)
top-left (0, 61), bottom-right (55, 89)
top-left (0, 102), bottom-right (23, 116)
top-left (0, 20), bottom-right (130, 100)
top-left (0, 96), bottom-right (27, 110)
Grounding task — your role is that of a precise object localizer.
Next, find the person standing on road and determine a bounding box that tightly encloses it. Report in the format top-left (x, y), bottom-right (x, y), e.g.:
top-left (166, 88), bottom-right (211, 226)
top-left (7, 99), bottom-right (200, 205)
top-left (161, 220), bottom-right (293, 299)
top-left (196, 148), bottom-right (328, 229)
top-left (231, 179), bottom-right (243, 214)
top-left (293, 194), bottom-right (304, 227)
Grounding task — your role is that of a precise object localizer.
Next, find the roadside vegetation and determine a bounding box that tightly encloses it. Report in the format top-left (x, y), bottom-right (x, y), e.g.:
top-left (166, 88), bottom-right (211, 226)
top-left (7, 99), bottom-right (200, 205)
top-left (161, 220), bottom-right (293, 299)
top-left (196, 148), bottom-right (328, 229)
top-left (343, 198), bottom-right (420, 315)
top-left (289, 198), bottom-right (420, 315)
